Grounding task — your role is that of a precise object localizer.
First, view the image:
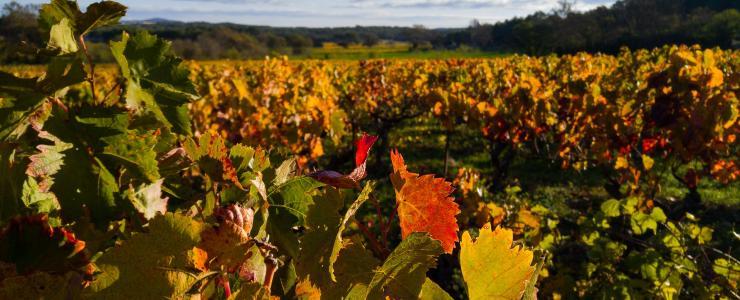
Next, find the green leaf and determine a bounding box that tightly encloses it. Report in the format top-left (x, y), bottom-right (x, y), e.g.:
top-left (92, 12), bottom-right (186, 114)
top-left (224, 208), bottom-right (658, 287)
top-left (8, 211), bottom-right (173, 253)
top-left (713, 258), bottom-right (740, 285)
top-left (366, 232), bottom-right (443, 299)
top-left (268, 176), bottom-right (325, 226)
top-left (600, 199), bottom-right (621, 217)
top-left (0, 143), bottom-right (27, 222)
top-left (320, 238), bottom-right (380, 300)
top-left (38, 0), bottom-right (82, 34)
top-left (273, 157), bottom-right (296, 186)
top-left (39, 0), bottom-right (127, 36)
top-left (296, 187), bottom-right (344, 287)
top-left (111, 31), bottom-right (197, 135)
top-left (522, 251), bottom-right (547, 300)
top-left (330, 181), bottom-right (374, 281)
top-left (21, 177), bottom-right (60, 217)
top-left (100, 130), bottom-right (160, 182)
top-left (230, 144), bottom-right (256, 173)
top-left (419, 278), bottom-right (453, 300)
top-left (265, 176), bottom-right (324, 258)
top-left (86, 213), bottom-right (205, 299)
top-left (630, 208), bottom-right (666, 235)
top-left (229, 282), bottom-right (270, 300)
top-left (0, 72), bottom-right (47, 141)
top-left (272, 259), bottom-right (297, 297)
top-left (41, 111), bottom-right (124, 226)
top-left (39, 56), bottom-right (86, 95)
top-left (52, 151), bottom-right (120, 227)
top-left (76, 1), bottom-right (127, 35)
top-left (123, 179), bottom-right (168, 220)
top-left (0, 271), bottom-right (84, 299)
top-left (47, 18), bottom-right (78, 54)
top-left (650, 207), bottom-right (666, 222)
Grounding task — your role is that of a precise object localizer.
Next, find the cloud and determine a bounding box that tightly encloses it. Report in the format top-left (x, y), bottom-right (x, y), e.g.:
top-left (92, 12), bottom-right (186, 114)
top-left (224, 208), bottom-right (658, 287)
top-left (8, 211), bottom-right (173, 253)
top-left (107, 0), bottom-right (618, 27)
top-left (348, 0), bottom-right (513, 9)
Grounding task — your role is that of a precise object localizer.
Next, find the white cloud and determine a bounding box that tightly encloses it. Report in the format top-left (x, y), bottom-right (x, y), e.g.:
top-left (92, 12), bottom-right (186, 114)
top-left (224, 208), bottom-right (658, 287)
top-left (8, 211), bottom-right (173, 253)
top-left (14, 0), bottom-right (618, 27)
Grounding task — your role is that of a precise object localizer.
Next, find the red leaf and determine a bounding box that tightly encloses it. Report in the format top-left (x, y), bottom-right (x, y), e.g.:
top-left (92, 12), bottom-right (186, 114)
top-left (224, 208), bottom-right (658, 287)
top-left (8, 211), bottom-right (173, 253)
top-left (390, 149), bottom-right (460, 253)
top-left (309, 170), bottom-right (360, 189)
top-left (310, 133), bottom-right (377, 189)
top-left (355, 133), bottom-right (379, 166)
top-left (642, 138), bottom-right (658, 153)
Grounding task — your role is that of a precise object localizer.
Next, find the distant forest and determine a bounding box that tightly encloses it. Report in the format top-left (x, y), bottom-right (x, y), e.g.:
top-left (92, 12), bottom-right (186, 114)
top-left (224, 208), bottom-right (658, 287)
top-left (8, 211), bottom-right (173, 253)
top-left (1, 0), bottom-right (738, 63)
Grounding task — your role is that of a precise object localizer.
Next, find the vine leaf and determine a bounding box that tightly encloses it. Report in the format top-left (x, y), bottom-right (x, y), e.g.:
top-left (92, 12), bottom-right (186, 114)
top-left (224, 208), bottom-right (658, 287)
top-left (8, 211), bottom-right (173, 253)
top-left (320, 238), bottom-right (380, 299)
top-left (295, 182), bottom-right (373, 292)
top-left (0, 72), bottom-right (48, 141)
top-left (47, 18), bottom-right (78, 54)
top-left (184, 133), bottom-right (241, 186)
top-left (123, 179), bottom-right (168, 220)
top-left (0, 270), bottom-right (85, 299)
top-left (22, 130), bottom-right (72, 214)
top-left (390, 149), bottom-right (460, 253)
top-left (266, 176), bottom-right (324, 259)
top-left (76, 1), bottom-right (127, 35)
top-left (460, 225), bottom-right (535, 300)
top-left (86, 213), bottom-right (205, 299)
top-left (522, 251), bottom-right (547, 300)
top-left (309, 133), bottom-right (378, 189)
top-left (366, 232), bottom-right (443, 299)
top-left (110, 30), bottom-right (197, 135)
top-left (100, 130), bottom-right (160, 183)
top-left (0, 214), bottom-right (90, 276)
top-left (420, 278), bottom-right (453, 300)
top-left (295, 187), bottom-right (343, 288)
top-left (39, 0), bottom-right (127, 36)
top-left (330, 181), bottom-right (374, 281)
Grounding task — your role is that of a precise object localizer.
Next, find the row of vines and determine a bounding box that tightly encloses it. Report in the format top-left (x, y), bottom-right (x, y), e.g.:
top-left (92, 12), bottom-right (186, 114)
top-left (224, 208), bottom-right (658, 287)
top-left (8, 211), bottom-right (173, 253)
top-left (184, 45), bottom-right (739, 297)
top-left (0, 1), bottom-right (540, 299)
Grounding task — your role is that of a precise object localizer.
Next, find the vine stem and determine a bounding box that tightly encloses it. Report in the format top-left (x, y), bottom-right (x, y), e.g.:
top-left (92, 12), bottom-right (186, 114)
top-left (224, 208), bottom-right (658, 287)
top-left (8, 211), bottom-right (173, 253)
top-left (216, 274), bottom-right (231, 298)
top-left (355, 219), bottom-right (388, 259)
top-left (382, 202), bottom-right (398, 247)
top-left (370, 195), bottom-right (387, 248)
top-left (78, 35), bottom-right (97, 103)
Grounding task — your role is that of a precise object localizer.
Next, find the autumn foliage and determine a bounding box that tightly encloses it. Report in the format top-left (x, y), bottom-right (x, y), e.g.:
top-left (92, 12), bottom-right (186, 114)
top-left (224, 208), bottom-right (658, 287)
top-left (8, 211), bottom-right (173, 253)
top-left (391, 149), bottom-right (460, 254)
top-left (1, 0), bottom-right (738, 298)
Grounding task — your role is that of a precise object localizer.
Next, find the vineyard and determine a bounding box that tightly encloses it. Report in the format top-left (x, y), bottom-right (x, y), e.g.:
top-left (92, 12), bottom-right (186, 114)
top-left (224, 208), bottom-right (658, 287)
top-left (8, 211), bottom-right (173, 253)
top-left (1, 1), bottom-right (739, 299)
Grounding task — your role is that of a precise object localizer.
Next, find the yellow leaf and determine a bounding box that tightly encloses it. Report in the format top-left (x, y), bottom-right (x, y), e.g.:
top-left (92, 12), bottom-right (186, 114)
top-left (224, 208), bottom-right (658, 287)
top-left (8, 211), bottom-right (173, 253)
top-left (707, 67), bottom-right (724, 88)
top-left (460, 226), bottom-right (535, 300)
top-left (615, 156), bottom-right (629, 170)
top-left (642, 155), bottom-right (654, 170)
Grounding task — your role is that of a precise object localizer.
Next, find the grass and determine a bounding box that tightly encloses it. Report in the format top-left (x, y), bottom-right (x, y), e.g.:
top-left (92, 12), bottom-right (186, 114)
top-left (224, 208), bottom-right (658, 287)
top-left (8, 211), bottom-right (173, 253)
top-left (295, 42), bottom-right (505, 60)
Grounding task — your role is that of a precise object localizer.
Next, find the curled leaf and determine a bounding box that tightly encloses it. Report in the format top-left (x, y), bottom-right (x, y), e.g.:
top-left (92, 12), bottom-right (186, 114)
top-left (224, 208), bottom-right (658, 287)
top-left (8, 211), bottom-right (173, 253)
top-left (355, 133), bottom-right (379, 166)
top-left (309, 133), bottom-right (377, 189)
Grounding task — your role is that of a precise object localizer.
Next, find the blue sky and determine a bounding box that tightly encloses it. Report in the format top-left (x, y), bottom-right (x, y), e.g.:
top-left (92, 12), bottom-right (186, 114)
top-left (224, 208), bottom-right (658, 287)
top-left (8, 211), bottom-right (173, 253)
top-left (13, 0), bottom-right (617, 28)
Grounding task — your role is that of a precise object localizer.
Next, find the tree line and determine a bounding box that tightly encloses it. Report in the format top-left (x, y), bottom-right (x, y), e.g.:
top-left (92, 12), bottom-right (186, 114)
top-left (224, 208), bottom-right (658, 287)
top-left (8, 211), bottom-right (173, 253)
top-left (1, 0), bottom-right (737, 63)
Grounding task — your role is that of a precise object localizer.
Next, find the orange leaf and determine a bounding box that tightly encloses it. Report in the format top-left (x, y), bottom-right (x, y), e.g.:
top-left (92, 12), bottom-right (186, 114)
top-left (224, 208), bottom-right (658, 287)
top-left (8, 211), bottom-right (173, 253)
top-left (390, 149), bottom-right (460, 253)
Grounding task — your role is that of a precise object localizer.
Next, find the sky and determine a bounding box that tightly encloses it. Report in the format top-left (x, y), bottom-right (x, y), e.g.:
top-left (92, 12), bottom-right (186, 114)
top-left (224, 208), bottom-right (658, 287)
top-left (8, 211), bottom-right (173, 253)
top-left (12, 0), bottom-right (618, 28)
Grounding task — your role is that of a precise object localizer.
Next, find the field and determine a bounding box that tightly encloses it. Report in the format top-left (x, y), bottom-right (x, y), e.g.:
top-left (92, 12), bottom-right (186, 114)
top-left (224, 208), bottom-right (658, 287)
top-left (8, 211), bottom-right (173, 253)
top-left (295, 42), bottom-right (504, 60)
top-left (1, 2), bottom-right (739, 299)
